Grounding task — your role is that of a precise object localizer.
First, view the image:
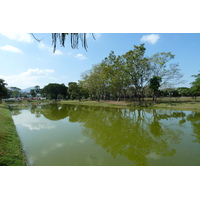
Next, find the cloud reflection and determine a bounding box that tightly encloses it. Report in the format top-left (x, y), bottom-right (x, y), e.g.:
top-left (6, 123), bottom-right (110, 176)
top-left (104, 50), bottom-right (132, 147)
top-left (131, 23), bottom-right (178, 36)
top-left (13, 110), bottom-right (56, 131)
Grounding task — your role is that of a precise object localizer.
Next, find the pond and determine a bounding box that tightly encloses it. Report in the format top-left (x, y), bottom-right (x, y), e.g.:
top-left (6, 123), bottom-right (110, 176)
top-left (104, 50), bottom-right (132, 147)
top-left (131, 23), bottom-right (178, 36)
top-left (11, 103), bottom-right (200, 166)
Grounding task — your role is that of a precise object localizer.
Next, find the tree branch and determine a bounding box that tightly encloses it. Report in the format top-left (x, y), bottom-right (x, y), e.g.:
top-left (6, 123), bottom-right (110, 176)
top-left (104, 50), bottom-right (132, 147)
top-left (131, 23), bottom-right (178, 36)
top-left (31, 33), bottom-right (44, 42)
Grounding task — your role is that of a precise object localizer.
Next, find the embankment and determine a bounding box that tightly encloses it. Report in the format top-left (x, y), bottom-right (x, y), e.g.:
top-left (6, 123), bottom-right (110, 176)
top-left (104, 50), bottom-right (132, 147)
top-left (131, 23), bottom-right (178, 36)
top-left (0, 103), bottom-right (27, 166)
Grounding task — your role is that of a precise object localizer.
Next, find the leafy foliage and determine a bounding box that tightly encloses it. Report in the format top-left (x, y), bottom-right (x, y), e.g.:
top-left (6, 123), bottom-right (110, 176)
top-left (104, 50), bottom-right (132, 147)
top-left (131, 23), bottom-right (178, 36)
top-left (81, 44), bottom-right (183, 102)
top-left (42, 83), bottom-right (67, 100)
top-left (68, 82), bottom-right (82, 100)
top-left (149, 76), bottom-right (162, 102)
top-left (0, 79), bottom-right (8, 100)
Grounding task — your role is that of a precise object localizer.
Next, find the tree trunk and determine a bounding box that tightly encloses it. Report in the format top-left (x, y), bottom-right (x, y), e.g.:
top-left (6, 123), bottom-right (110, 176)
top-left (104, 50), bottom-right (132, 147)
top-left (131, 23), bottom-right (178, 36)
top-left (117, 94), bottom-right (121, 102)
top-left (138, 95), bottom-right (141, 102)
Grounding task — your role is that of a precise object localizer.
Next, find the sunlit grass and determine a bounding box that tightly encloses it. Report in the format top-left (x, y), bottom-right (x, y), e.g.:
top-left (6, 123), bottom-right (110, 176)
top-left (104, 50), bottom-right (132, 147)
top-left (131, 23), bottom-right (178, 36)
top-left (60, 97), bottom-right (200, 111)
top-left (0, 103), bottom-right (27, 166)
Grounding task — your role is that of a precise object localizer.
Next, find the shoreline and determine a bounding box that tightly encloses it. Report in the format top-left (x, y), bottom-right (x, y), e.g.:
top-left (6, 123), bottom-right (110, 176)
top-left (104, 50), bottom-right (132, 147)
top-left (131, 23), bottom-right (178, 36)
top-left (59, 98), bottom-right (200, 111)
top-left (0, 103), bottom-right (27, 166)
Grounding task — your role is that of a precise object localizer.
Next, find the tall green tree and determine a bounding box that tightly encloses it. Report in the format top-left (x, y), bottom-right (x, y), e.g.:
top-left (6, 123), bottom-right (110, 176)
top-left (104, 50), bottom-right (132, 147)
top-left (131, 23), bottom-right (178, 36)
top-left (30, 89), bottom-right (36, 97)
top-left (81, 64), bottom-right (109, 101)
top-left (149, 76), bottom-right (162, 102)
top-left (43, 83), bottom-right (67, 100)
top-left (68, 82), bottom-right (82, 100)
top-left (150, 52), bottom-right (184, 88)
top-left (191, 72), bottom-right (200, 91)
top-left (123, 44), bottom-right (151, 102)
top-left (0, 79), bottom-right (8, 101)
top-left (177, 87), bottom-right (190, 97)
top-left (35, 85), bottom-right (40, 97)
top-left (190, 72), bottom-right (200, 101)
top-left (8, 87), bottom-right (21, 98)
top-left (102, 52), bottom-right (130, 101)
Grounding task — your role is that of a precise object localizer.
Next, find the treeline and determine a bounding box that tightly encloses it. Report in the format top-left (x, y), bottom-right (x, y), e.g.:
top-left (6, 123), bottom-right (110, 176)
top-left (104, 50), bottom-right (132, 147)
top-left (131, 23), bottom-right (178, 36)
top-left (3, 81), bottom-right (199, 102)
top-left (80, 44), bottom-right (184, 102)
top-left (41, 82), bottom-right (88, 100)
top-left (2, 82), bottom-right (88, 101)
top-left (1, 44), bottom-right (200, 102)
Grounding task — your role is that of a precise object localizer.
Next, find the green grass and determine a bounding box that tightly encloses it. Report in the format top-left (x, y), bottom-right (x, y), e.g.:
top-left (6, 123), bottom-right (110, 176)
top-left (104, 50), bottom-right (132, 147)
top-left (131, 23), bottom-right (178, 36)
top-left (60, 97), bottom-right (200, 111)
top-left (151, 101), bottom-right (200, 111)
top-left (150, 97), bottom-right (200, 111)
top-left (59, 100), bottom-right (128, 108)
top-left (0, 103), bottom-right (27, 166)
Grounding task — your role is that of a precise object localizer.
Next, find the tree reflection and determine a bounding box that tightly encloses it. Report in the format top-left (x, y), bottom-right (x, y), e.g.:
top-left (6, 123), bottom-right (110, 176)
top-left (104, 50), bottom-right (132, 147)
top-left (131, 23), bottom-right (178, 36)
top-left (76, 107), bottom-right (184, 165)
top-left (10, 107), bottom-right (22, 116)
top-left (17, 104), bottom-right (199, 165)
top-left (187, 112), bottom-right (200, 143)
top-left (38, 105), bottom-right (186, 165)
top-left (30, 105), bottom-right (42, 118)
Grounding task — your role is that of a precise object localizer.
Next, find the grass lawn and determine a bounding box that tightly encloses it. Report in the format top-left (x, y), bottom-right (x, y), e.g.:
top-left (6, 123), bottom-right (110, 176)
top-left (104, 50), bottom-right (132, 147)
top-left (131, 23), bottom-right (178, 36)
top-left (59, 100), bottom-right (128, 108)
top-left (151, 97), bottom-right (200, 111)
top-left (0, 103), bottom-right (27, 166)
top-left (59, 97), bottom-right (200, 111)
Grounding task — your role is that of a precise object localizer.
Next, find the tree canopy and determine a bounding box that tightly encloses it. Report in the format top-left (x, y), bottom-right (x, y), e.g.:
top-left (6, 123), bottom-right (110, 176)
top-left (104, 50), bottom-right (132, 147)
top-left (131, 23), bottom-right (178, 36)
top-left (80, 44), bottom-right (184, 102)
top-left (190, 72), bottom-right (200, 100)
top-left (0, 79), bottom-right (8, 100)
top-left (149, 76), bottom-right (162, 102)
top-left (42, 83), bottom-right (67, 100)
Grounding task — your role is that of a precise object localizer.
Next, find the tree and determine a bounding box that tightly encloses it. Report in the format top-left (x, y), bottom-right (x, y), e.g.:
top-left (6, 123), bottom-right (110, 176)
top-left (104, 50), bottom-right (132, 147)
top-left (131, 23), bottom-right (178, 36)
top-left (102, 52), bottom-right (130, 101)
top-left (123, 44), bottom-right (151, 102)
top-left (30, 89), bottom-right (36, 97)
top-left (81, 64), bottom-right (109, 101)
top-left (149, 76), bottom-right (162, 102)
top-left (8, 87), bottom-right (21, 98)
top-left (150, 52), bottom-right (184, 88)
top-left (0, 79), bottom-right (8, 101)
top-left (177, 87), bottom-right (190, 97)
top-left (43, 83), bottom-right (67, 100)
top-left (35, 85), bottom-right (40, 97)
top-left (189, 73), bottom-right (200, 101)
top-left (80, 44), bottom-right (184, 103)
top-left (68, 82), bottom-right (82, 100)
top-left (191, 72), bottom-right (200, 92)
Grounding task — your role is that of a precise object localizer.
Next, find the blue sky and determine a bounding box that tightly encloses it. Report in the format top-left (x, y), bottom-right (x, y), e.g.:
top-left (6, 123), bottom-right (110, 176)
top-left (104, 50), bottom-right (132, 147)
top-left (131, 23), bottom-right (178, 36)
top-left (0, 33), bottom-right (200, 90)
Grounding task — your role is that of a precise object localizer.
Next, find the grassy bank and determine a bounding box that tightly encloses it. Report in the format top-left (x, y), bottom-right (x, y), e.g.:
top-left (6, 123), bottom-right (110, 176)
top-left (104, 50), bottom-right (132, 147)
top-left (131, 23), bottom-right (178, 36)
top-left (0, 103), bottom-right (27, 166)
top-left (151, 101), bottom-right (200, 111)
top-left (59, 100), bottom-right (129, 108)
top-left (59, 97), bottom-right (200, 111)
top-left (150, 97), bottom-right (200, 111)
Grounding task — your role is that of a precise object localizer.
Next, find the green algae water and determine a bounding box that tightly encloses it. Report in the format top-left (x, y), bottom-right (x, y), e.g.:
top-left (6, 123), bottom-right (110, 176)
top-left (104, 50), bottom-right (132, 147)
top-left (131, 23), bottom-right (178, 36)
top-left (11, 103), bottom-right (200, 166)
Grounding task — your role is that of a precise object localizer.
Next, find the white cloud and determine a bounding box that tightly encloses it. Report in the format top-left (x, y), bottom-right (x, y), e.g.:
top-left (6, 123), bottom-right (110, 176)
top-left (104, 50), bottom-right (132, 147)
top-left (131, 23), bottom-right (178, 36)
top-left (0, 45), bottom-right (23, 53)
top-left (14, 111), bottom-right (56, 131)
top-left (38, 42), bottom-right (63, 55)
top-left (1, 33), bottom-right (33, 43)
top-left (0, 68), bottom-right (55, 89)
top-left (54, 50), bottom-right (63, 55)
top-left (20, 68), bottom-right (55, 76)
top-left (140, 34), bottom-right (160, 44)
top-left (38, 42), bottom-right (47, 49)
top-left (75, 53), bottom-right (87, 60)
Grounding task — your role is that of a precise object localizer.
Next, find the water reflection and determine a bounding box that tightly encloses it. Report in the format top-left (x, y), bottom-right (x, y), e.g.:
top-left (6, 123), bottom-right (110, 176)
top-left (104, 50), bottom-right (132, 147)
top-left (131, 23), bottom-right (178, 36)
top-left (11, 103), bottom-right (200, 165)
top-left (11, 105), bottom-right (56, 131)
top-left (187, 112), bottom-right (200, 143)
